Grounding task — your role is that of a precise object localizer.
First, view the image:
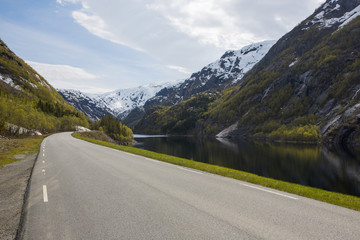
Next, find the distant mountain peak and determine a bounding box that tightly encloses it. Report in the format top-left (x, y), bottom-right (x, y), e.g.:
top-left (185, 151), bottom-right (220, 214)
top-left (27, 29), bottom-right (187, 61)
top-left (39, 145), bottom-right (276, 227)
top-left (58, 80), bottom-right (181, 121)
top-left (58, 89), bottom-right (114, 121)
top-left (97, 81), bottom-right (181, 117)
top-left (199, 40), bottom-right (276, 85)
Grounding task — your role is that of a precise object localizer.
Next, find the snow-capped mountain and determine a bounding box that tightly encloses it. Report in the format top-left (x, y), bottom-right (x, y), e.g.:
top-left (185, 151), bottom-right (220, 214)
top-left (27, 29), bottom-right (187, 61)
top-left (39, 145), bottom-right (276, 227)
top-left (97, 82), bottom-right (181, 119)
top-left (58, 81), bottom-right (181, 121)
top-left (205, 40), bottom-right (276, 84)
top-left (58, 89), bottom-right (114, 121)
top-left (143, 40), bottom-right (276, 109)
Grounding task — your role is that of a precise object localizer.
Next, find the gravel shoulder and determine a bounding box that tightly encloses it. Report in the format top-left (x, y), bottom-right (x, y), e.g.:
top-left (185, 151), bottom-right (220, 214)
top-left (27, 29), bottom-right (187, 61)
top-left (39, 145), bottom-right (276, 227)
top-left (0, 154), bottom-right (37, 240)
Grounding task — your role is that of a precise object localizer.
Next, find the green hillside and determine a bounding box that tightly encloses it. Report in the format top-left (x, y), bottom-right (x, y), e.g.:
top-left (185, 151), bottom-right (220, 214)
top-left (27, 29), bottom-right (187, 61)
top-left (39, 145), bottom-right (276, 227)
top-left (134, 91), bottom-right (220, 135)
top-left (0, 39), bottom-right (89, 134)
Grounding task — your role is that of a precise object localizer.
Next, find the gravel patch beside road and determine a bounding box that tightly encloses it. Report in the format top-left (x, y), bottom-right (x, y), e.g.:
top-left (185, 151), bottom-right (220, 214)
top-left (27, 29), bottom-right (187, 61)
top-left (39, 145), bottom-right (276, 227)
top-left (0, 154), bottom-right (37, 240)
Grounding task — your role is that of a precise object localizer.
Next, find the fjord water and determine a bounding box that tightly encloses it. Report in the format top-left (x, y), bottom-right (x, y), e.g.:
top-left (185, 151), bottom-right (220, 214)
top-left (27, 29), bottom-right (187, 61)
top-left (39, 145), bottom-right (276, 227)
top-left (133, 135), bottom-right (360, 197)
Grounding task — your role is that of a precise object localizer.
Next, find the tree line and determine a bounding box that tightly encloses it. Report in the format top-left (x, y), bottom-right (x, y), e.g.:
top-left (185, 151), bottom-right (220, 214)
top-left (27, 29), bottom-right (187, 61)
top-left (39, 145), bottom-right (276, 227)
top-left (91, 115), bottom-right (133, 143)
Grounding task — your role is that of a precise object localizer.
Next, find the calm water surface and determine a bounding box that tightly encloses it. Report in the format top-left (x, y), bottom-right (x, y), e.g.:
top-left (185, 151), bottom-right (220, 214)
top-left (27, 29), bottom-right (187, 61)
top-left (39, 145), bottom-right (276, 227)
top-left (133, 135), bottom-right (360, 197)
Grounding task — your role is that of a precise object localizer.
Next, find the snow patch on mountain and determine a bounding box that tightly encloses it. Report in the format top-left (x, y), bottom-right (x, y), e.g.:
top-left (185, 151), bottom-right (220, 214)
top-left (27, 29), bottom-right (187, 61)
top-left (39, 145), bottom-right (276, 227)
top-left (0, 73), bottom-right (22, 91)
top-left (305, 0), bottom-right (360, 29)
top-left (338, 5), bottom-right (360, 28)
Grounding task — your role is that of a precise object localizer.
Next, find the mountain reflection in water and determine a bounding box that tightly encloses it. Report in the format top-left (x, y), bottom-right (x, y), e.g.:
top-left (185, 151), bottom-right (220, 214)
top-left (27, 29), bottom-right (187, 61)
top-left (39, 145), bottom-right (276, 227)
top-left (134, 136), bottom-right (360, 197)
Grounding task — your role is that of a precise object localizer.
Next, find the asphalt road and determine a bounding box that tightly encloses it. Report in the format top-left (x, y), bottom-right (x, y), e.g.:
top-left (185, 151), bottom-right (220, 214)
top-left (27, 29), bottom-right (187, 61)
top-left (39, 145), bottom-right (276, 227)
top-left (20, 132), bottom-right (360, 239)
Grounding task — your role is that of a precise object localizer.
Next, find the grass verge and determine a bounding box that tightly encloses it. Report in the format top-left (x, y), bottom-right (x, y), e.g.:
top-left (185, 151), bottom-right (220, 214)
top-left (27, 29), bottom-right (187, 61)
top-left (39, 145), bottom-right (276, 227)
top-left (73, 132), bottom-right (360, 211)
top-left (0, 135), bottom-right (47, 166)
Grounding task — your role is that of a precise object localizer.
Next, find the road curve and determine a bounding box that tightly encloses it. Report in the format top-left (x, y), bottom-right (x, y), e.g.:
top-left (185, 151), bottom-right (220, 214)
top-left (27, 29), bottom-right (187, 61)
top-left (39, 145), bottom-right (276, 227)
top-left (20, 132), bottom-right (360, 239)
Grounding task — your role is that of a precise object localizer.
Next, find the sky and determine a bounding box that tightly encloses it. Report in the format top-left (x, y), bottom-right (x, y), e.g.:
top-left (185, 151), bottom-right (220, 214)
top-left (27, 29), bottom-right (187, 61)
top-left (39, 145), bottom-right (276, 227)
top-left (0, 0), bottom-right (324, 93)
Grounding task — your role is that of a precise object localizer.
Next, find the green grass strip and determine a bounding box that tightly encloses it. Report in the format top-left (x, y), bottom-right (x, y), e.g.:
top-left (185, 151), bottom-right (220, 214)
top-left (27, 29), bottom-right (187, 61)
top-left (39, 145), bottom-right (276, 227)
top-left (72, 132), bottom-right (360, 211)
top-left (0, 135), bottom-right (47, 166)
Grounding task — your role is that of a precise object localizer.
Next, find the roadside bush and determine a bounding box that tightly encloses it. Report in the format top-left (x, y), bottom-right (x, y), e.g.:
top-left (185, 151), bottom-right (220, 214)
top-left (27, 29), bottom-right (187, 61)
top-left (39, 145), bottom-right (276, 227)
top-left (267, 124), bottom-right (321, 142)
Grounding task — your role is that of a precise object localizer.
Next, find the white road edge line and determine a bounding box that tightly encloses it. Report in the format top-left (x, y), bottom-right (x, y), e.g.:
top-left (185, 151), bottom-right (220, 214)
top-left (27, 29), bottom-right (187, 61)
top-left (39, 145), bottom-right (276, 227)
top-left (145, 158), bottom-right (163, 164)
top-left (43, 185), bottom-right (48, 202)
top-left (241, 183), bottom-right (298, 200)
top-left (177, 166), bottom-right (203, 175)
top-left (123, 152), bottom-right (138, 157)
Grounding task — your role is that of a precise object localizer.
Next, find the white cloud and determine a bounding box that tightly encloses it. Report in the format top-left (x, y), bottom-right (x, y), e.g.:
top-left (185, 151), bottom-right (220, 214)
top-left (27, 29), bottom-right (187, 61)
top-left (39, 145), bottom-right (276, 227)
top-left (71, 8), bottom-right (144, 51)
top-left (26, 61), bottom-right (111, 93)
top-left (56, 0), bottom-right (325, 76)
top-left (147, 0), bottom-right (259, 49)
top-left (167, 65), bottom-right (191, 74)
top-left (27, 61), bottom-right (96, 80)
top-left (72, 10), bottom-right (109, 38)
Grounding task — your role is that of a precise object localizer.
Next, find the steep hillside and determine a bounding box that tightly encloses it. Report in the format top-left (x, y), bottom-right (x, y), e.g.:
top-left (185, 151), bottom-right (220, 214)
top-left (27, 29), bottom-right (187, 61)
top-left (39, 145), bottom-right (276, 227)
top-left (202, 0), bottom-right (360, 145)
top-left (0, 39), bottom-right (89, 134)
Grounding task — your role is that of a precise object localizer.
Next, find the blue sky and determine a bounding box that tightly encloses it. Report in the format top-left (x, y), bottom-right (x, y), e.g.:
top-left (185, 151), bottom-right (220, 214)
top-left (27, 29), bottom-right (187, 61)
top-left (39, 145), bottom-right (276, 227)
top-left (0, 0), bottom-right (324, 93)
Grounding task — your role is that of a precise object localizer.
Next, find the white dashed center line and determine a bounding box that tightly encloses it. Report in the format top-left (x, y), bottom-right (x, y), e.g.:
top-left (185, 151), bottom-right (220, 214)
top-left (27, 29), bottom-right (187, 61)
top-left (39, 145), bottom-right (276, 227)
top-left (43, 185), bottom-right (48, 202)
